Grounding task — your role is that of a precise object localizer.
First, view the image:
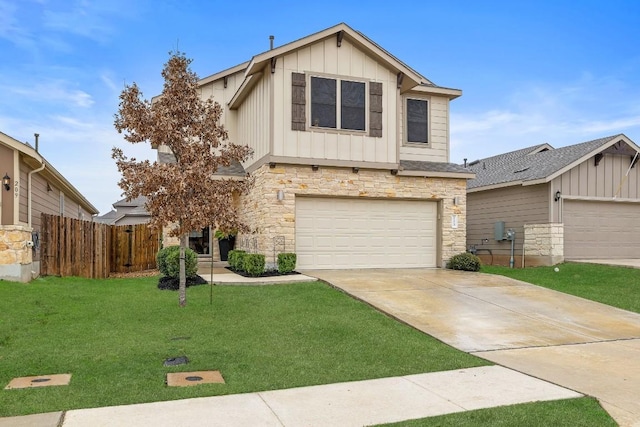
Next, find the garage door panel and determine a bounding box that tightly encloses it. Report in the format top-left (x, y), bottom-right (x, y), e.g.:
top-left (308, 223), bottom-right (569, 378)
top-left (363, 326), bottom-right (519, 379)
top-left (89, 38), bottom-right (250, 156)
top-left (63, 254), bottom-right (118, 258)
top-left (296, 197), bottom-right (437, 269)
top-left (564, 200), bottom-right (640, 259)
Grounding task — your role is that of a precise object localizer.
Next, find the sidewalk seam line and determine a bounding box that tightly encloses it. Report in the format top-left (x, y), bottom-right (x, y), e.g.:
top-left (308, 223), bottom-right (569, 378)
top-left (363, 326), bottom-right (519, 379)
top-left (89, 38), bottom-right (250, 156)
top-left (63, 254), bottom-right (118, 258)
top-left (257, 392), bottom-right (286, 427)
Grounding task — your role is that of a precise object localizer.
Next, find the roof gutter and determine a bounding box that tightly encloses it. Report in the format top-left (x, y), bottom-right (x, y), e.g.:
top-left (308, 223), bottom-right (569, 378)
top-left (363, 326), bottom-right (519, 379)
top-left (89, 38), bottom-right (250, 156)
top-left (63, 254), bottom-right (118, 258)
top-left (27, 133), bottom-right (45, 228)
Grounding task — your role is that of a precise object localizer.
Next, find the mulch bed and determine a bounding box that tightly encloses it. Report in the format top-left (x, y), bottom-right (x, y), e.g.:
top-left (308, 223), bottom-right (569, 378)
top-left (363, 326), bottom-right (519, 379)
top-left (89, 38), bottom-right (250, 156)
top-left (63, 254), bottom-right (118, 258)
top-left (158, 275), bottom-right (208, 290)
top-left (225, 267), bottom-right (300, 278)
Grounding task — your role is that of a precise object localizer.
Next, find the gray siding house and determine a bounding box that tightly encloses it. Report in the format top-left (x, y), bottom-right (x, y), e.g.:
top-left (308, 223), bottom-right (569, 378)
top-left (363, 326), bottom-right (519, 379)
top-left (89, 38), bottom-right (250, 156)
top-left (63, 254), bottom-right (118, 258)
top-left (0, 131), bottom-right (98, 281)
top-left (95, 196), bottom-right (151, 226)
top-left (466, 134), bottom-right (640, 266)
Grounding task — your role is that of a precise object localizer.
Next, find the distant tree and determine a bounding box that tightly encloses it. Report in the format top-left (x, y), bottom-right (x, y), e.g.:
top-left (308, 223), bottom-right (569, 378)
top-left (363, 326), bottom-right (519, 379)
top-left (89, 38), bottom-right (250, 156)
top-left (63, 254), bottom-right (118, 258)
top-left (113, 51), bottom-right (253, 306)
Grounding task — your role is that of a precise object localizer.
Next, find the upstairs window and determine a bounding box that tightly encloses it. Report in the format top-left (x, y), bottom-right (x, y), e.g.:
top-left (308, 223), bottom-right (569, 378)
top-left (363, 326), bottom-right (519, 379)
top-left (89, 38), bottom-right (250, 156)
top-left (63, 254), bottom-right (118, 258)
top-left (406, 98), bottom-right (429, 144)
top-left (310, 76), bottom-right (365, 131)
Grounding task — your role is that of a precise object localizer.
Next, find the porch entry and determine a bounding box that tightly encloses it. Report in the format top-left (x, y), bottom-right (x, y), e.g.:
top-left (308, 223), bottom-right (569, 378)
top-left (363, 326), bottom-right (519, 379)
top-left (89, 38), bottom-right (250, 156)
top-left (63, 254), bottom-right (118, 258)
top-left (189, 227), bottom-right (211, 255)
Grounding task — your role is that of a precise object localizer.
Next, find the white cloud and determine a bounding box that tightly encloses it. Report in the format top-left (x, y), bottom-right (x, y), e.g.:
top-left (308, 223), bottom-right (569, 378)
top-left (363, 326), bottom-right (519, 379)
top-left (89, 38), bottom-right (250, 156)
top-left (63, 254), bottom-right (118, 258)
top-left (3, 80), bottom-right (94, 108)
top-left (0, 111), bottom-right (156, 215)
top-left (41, 0), bottom-right (140, 44)
top-left (450, 73), bottom-right (640, 163)
top-left (0, 1), bottom-right (31, 45)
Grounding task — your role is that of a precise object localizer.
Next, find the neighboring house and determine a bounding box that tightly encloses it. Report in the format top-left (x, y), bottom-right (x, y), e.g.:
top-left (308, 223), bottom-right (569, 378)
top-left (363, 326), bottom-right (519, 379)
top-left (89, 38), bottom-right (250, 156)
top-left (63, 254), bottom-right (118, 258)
top-left (95, 196), bottom-right (151, 226)
top-left (0, 131), bottom-right (98, 281)
top-left (466, 134), bottom-right (640, 266)
top-left (158, 23), bottom-right (474, 269)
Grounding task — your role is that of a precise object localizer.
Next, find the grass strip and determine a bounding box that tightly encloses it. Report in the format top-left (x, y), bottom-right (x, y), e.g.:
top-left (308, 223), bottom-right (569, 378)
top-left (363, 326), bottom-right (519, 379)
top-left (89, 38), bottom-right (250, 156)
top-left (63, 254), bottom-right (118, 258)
top-left (379, 397), bottom-right (616, 426)
top-left (482, 262), bottom-right (640, 313)
top-left (0, 276), bottom-right (487, 416)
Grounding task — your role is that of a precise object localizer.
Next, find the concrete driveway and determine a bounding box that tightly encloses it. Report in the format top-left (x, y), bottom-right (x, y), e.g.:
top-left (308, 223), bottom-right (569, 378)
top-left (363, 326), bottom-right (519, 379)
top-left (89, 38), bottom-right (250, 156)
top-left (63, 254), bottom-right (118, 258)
top-left (309, 268), bottom-right (640, 427)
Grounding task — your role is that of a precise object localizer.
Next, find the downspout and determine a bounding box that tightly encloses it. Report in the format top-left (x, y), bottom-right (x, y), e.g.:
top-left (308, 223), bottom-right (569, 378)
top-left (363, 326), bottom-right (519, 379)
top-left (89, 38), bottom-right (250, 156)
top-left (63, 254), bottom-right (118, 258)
top-left (28, 133), bottom-right (45, 228)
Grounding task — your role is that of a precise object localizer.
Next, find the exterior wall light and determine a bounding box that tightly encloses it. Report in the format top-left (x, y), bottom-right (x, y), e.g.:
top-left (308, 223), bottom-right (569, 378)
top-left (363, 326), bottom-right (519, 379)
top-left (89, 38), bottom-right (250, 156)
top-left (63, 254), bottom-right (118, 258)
top-left (311, 165), bottom-right (319, 171)
top-left (352, 167), bottom-right (359, 174)
top-left (3, 173), bottom-right (10, 191)
top-left (554, 190), bottom-right (561, 202)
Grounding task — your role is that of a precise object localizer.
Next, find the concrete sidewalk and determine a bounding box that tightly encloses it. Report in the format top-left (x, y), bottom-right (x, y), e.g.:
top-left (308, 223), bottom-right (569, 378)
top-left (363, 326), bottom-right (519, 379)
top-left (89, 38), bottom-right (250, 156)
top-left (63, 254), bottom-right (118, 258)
top-left (0, 366), bottom-right (581, 427)
top-left (199, 266), bottom-right (318, 285)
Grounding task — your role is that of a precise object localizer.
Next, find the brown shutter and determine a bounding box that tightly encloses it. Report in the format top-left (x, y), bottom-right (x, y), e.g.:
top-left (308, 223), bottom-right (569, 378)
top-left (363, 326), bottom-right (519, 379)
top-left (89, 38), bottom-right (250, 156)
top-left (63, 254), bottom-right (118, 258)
top-left (369, 82), bottom-right (383, 137)
top-left (291, 72), bottom-right (306, 131)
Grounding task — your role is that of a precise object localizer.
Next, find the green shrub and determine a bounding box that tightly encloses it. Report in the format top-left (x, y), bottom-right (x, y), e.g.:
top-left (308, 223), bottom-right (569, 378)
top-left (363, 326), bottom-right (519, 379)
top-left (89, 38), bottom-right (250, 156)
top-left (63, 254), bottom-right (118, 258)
top-left (277, 253), bottom-right (297, 274)
top-left (156, 246), bottom-right (198, 278)
top-left (446, 252), bottom-right (482, 272)
top-left (228, 250), bottom-right (247, 271)
top-left (243, 254), bottom-right (265, 277)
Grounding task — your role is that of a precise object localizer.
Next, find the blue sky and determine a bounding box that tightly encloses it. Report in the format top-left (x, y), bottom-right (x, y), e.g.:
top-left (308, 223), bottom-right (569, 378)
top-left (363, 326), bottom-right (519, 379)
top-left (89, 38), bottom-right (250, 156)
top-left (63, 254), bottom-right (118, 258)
top-left (1, 0), bottom-right (640, 214)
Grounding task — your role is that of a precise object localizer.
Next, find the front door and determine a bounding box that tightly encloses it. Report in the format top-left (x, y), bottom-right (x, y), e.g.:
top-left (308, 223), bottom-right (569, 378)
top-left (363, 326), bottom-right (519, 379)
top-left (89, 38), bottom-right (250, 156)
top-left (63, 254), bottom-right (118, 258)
top-left (188, 227), bottom-right (211, 255)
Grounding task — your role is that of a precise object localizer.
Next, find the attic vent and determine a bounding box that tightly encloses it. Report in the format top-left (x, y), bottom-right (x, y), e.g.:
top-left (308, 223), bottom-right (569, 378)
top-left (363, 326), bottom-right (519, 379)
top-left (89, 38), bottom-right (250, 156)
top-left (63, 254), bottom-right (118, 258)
top-left (514, 167), bottom-right (530, 173)
top-left (468, 160), bottom-right (480, 166)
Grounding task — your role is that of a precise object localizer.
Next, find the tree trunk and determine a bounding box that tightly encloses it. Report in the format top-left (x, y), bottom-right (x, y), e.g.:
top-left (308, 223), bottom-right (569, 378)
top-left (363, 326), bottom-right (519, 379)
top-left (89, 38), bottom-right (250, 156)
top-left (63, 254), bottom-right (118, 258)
top-left (179, 233), bottom-right (187, 307)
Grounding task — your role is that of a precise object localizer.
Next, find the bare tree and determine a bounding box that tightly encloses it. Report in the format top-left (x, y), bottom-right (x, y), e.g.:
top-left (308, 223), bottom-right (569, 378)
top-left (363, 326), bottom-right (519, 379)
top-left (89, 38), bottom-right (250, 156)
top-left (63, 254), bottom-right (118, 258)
top-left (113, 51), bottom-right (253, 306)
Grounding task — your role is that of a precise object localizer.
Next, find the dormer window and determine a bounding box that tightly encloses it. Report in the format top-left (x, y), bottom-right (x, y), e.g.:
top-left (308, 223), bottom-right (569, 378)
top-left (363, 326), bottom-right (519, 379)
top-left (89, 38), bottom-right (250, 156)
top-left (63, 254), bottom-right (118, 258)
top-left (310, 76), bottom-right (365, 131)
top-left (406, 98), bottom-right (429, 144)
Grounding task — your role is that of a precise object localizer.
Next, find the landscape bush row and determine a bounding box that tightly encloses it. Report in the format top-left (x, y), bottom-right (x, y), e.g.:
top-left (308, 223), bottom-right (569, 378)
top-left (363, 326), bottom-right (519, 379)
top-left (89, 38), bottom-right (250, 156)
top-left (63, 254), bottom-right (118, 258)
top-left (229, 250), bottom-right (297, 276)
top-left (156, 246), bottom-right (298, 281)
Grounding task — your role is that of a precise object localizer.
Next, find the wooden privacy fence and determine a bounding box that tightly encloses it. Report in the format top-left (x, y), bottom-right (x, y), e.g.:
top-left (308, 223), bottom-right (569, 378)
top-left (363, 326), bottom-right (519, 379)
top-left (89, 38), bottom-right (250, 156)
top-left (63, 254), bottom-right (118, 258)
top-left (41, 214), bottom-right (160, 278)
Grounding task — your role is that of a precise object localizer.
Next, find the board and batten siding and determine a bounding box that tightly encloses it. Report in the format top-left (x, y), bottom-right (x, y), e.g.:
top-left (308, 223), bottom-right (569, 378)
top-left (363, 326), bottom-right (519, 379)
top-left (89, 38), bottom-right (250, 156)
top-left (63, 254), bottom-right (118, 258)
top-left (399, 94), bottom-right (450, 163)
top-left (551, 152), bottom-right (640, 222)
top-left (199, 70), bottom-right (244, 150)
top-left (236, 71), bottom-right (271, 164)
top-left (271, 37), bottom-right (397, 165)
top-left (467, 184), bottom-right (548, 256)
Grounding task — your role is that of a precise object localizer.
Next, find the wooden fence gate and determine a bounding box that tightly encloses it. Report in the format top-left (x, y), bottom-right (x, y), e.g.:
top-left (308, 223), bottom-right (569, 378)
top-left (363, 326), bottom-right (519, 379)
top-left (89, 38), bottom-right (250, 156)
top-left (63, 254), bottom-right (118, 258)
top-left (40, 214), bottom-right (160, 278)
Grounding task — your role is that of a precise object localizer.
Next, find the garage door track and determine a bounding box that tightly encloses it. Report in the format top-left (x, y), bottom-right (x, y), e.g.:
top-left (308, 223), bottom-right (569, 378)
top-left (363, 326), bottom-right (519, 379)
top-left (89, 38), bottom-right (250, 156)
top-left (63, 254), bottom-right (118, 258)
top-left (310, 268), bottom-right (640, 427)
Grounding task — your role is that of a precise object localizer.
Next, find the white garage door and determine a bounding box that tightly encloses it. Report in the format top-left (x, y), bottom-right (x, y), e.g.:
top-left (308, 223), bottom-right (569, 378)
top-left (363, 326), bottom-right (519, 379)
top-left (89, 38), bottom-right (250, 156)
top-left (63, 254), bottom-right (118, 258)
top-left (564, 200), bottom-right (640, 259)
top-left (295, 197), bottom-right (437, 269)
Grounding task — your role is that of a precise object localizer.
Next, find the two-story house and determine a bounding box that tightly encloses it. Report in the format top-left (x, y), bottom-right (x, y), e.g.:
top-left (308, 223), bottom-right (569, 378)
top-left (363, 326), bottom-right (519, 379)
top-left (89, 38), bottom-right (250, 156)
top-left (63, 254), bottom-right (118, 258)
top-left (158, 23), bottom-right (474, 269)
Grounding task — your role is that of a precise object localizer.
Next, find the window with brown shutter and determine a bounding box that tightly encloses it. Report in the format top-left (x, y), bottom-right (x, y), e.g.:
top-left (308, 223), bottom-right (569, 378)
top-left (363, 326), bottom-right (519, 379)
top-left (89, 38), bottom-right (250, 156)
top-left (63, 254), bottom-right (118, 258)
top-left (291, 72), bottom-right (306, 131)
top-left (369, 82), bottom-right (382, 137)
top-left (294, 73), bottom-right (381, 136)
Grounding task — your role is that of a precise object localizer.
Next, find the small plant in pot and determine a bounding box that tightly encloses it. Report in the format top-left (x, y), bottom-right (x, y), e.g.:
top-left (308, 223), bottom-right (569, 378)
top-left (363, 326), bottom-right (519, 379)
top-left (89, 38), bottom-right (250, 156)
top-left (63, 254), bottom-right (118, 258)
top-left (214, 229), bottom-right (236, 261)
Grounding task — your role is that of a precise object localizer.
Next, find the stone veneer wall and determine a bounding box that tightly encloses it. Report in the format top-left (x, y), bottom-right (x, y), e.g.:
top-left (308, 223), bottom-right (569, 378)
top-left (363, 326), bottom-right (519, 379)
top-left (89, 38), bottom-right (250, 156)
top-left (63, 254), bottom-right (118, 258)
top-left (0, 225), bottom-right (34, 282)
top-left (523, 223), bottom-right (564, 266)
top-left (237, 164), bottom-right (468, 267)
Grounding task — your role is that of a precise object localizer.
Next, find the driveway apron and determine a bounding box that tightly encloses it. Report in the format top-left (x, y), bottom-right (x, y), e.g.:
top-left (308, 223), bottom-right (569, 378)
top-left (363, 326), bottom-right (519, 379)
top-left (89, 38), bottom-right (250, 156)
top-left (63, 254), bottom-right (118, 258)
top-left (308, 269), bottom-right (640, 427)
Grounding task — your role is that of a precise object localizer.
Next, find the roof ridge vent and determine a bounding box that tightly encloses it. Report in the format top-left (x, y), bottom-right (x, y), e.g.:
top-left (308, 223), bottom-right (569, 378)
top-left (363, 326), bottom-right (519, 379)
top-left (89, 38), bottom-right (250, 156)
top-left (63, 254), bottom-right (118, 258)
top-left (513, 166), bottom-right (530, 173)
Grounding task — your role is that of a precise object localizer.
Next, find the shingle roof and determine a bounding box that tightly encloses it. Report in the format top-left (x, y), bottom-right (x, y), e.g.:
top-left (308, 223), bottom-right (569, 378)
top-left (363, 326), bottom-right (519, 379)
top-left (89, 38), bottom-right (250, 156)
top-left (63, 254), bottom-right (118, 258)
top-left (94, 209), bottom-right (120, 224)
top-left (400, 160), bottom-right (473, 174)
top-left (113, 195), bottom-right (147, 208)
top-left (157, 152), bottom-right (246, 177)
top-left (467, 135), bottom-right (627, 190)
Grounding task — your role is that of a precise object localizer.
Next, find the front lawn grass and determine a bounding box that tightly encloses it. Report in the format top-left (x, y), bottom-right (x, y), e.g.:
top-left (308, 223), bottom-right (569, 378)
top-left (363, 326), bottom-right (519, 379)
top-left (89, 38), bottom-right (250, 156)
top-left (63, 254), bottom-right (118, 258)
top-left (482, 262), bottom-right (640, 314)
top-left (380, 397), bottom-right (616, 427)
top-left (0, 276), bottom-right (488, 417)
